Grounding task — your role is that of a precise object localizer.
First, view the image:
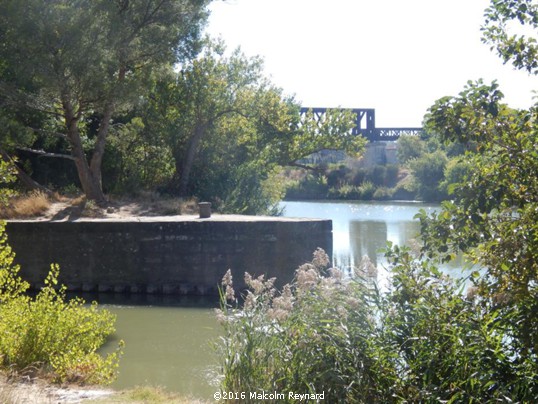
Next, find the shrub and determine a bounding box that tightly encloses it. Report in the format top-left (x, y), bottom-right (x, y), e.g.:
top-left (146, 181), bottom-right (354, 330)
top-left (373, 186), bottom-right (394, 200)
top-left (0, 260), bottom-right (122, 384)
top-left (384, 164), bottom-right (400, 187)
top-left (350, 167), bottom-right (367, 186)
top-left (284, 174), bottom-right (328, 200)
top-left (216, 246), bottom-right (538, 402)
top-left (397, 134), bottom-right (426, 164)
top-left (366, 164), bottom-right (387, 186)
top-left (0, 162), bottom-right (121, 385)
top-left (358, 180), bottom-right (375, 200)
top-left (216, 249), bottom-right (387, 403)
top-left (408, 150), bottom-right (448, 201)
top-left (328, 183), bottom-right (360, 200)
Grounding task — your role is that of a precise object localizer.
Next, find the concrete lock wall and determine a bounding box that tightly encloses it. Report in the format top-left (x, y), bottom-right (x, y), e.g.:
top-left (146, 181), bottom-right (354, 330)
top-left (5, 216), bottom-right (332, 295)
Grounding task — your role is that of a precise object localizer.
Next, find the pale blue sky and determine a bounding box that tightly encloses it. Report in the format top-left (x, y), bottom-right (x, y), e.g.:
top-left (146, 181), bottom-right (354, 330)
top-left (206, 0), bottom-right (537, 127)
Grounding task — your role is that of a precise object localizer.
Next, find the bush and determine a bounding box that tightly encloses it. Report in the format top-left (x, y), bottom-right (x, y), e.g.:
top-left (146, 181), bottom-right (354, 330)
top-left (366, 164), bottom-right (387, 186)
top-left (350, 167), bottom-right (367, 186)
top-left (0, 162), bottom-right (121, 385)
top-left (408, 150), bottom-right (448, 201)
top-left (397, 135), bottom-right (426, 164)
top-left (328, 183), bottom-right (360, 200)
top-left (216, 247), bottom-right (538, 402)
top-left (358, 180), bottom-right (375, 200)
top-left (0, 257), bottom-right (122, 384)
top-left (373, 186), bottom-right (394, 200)
top-left (284, 174), bottom-right (328, 200)
top-left (384, 164), bottom-right (400, 187)
top-left (216, 249), bottom-right (386, 403)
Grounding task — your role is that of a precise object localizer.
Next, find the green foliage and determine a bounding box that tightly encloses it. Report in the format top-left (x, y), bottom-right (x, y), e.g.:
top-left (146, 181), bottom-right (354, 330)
top-left (424, 80), bottom-right (506, 145)
top-left (482, 0), bottom-right (538, 74)
top-left (138, 40), bottom-right (364, 212)
top-left (407, 150), bottom-right (448, 202)
top-left (358, 180), bottom-right (376, 200)
top-left (396, 135), bottom-right (427, 164)
top-left (0, 162), bottom-right (121, 384)
top-left (285, 174), bottom-right (328, 200)
top-left (418, 101), bottom-right (538, 357)
top-left (286, 163), bottom-right (401, 201)
top-left (217, 246), bottom-right (538, 402)
top-left (216, 249), bottom-right (386, 403)
top-left (0, 264), bottom-right (122, 384)
top-left (372, 186), bottom-right (394, 200)
top-left (419, 10), bottom-right (538, 385)
top-left (0, 160), bottom-right (16, 206)
top-left (381, 244), bottom-right (538, 401)
top-left (216, 163), bottom-right (286, 215)
top-left (104, 117), bottom-right (175, 194)
top-left (439, 157), bottom-right (473, 196)
top-left (0, 223), bottom-right (28, 302)
top-left (327, 183), bottom-right (358, 200)
top-left (216, 4), bottom-right (538, 400)
top-left (0, 0), bottom-right (210, 201)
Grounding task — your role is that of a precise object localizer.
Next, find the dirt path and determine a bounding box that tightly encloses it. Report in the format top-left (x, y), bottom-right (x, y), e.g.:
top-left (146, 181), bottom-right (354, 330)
top-left (0, 376), bottom-right (113, 403)
top-left (35, 196), bottom-right (199, 222)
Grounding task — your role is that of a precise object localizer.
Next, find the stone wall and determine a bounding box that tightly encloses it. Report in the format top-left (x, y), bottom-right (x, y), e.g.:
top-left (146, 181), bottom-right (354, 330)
top-left (6, 216), bottom-right (332, 295)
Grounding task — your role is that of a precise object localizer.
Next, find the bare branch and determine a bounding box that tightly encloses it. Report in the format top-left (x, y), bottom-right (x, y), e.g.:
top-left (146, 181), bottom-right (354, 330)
top-left (17, 147), bottom-right (74, 161)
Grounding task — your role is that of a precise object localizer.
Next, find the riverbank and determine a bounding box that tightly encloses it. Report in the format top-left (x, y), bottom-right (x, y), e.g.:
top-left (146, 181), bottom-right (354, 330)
top-left (0, 374), bottom-right (113, 403)
top-left (0, 376), bottom-right (209, 403)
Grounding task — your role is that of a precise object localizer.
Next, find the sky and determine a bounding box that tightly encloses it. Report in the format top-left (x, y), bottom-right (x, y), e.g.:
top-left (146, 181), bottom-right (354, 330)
top-left (206, 0), bottom-right (537, 127)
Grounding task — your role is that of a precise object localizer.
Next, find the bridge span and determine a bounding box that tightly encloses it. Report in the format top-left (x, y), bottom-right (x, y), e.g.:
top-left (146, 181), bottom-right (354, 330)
top-left (300, 107), bottom-right (423, 142)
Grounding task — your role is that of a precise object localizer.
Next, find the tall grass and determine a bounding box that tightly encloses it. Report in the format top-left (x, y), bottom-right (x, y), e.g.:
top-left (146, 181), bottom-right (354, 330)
top-left (0, 191), bottom-right (53, 218)
top-left (216, 246), bottom-right (538, 402)
top-left (216, 249), bottom-right (386, 402)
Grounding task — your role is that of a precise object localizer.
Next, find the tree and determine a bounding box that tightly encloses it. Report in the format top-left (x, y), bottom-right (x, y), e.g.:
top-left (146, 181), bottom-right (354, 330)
top-left (155, 41), bottom-right (271, 196)
top-left (482, 0), bottom-right (538, 74)
top-left (407, 150), bottom-right (448, 202)
top-left (0, 0), bottom-right (209, 204)
top-left (419, 0), bottom-right (538, 361)
top-left (396, 134), bottom-right (426, 164)
top-left (140, 42), bottom-right (365, 212)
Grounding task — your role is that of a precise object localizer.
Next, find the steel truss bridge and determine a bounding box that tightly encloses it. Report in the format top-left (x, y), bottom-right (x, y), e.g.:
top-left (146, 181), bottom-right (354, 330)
top-left (299, 107), bottom-right (423, 142)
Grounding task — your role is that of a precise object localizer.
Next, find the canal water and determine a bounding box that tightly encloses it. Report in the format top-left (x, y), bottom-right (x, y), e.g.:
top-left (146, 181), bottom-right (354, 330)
top-left (100, 201), bottom-right (451, 400)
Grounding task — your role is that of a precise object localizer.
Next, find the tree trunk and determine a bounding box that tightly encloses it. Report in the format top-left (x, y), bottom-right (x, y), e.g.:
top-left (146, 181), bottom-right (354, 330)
top-left (62, 98), bottom-right (107, 205)
top-left (90, 103), bottom-right (114, 191)
top-left (178, 123), bottom-right (206, 196)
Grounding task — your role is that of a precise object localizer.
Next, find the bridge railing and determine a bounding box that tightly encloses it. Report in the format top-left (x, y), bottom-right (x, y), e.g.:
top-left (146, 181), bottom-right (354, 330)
top-left (300, 107), bottom-right (423, 142)
top-left (365, 128), bottom-right (424, 141)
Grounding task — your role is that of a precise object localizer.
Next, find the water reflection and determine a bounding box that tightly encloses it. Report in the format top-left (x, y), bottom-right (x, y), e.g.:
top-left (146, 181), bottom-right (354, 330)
top-left (349, 220), bottom-right (387, 267)
top-left (281, 200), bottom-right (434, 270)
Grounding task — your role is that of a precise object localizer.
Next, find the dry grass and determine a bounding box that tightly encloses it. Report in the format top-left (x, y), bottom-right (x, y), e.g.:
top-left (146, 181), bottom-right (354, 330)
top-left (0, 189), bottom-right (200, 220)
top-left (0, 374), bottom-right (55, 404)
top-left (0, 372), bottom-right (116, 403)
top-left (87, 386), bottom-right (208, 404)
top-left (0, 377), bottom-right (207, 404)
top-left (0, 191), bottom-right (62, 219)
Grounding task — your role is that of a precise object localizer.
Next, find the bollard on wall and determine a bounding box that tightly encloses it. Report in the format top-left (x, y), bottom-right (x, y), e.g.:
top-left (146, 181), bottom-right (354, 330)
top-left (198, 202), bottom-right (211, 218)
